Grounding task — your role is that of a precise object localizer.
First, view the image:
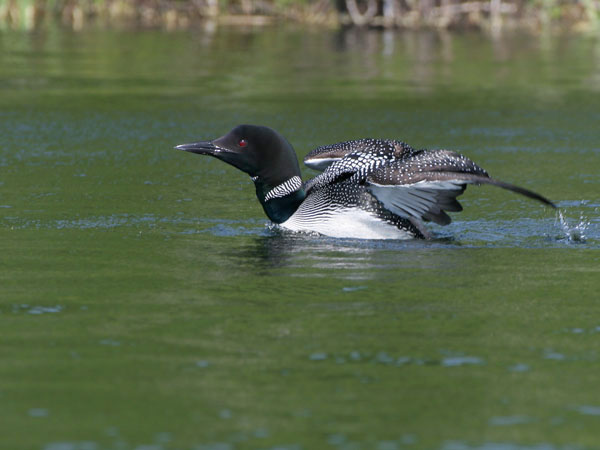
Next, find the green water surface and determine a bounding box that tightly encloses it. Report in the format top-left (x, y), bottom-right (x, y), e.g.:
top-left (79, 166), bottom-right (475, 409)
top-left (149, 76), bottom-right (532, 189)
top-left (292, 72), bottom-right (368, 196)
top-left (1, 25), bottom-right (599, 450)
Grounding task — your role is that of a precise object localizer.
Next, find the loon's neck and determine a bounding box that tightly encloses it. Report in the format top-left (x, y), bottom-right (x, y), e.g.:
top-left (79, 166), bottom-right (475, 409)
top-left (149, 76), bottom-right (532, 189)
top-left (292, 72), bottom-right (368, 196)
top-left (254, 177), bottom-right (305, 224)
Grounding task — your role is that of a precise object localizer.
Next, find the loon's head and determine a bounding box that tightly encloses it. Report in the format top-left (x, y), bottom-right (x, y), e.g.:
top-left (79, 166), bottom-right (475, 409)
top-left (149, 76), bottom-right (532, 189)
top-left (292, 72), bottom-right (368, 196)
top-left (175, 124), bottom-right (301, 187)
top-left (176, 125), bottom-right (305, 223)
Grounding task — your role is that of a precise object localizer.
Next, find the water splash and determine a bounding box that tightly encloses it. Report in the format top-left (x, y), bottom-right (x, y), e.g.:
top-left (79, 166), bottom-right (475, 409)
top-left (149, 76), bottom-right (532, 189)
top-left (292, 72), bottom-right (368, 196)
top-left (556, 210), bottom-right (589, 243)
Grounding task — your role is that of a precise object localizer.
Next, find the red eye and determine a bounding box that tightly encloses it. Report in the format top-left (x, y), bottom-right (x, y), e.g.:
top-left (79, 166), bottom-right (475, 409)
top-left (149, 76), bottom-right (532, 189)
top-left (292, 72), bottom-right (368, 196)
top-left (238, 139), bottom-right (248, 147)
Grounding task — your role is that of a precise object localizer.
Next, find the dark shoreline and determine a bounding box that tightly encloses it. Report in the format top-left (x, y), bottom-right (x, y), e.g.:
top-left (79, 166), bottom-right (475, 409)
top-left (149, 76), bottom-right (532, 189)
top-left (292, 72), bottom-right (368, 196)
top-left (0, 0), bottom-right (598, 32)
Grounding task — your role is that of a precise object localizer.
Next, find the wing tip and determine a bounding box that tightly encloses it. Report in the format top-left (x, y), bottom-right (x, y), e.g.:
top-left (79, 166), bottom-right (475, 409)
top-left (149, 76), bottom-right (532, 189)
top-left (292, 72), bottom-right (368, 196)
top-left (486, 177), bottom-right (557, 209)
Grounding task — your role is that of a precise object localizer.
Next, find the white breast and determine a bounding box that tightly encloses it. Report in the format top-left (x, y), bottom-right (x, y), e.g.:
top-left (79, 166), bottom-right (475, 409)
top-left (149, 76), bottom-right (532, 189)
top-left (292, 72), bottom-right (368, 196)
top-left (280, 208), bottom-right (414, 240)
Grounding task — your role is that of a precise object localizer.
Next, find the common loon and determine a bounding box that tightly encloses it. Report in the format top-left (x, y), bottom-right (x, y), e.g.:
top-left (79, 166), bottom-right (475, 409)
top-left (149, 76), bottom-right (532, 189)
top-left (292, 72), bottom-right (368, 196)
top-left (176, 124), bottom-right (556, 240)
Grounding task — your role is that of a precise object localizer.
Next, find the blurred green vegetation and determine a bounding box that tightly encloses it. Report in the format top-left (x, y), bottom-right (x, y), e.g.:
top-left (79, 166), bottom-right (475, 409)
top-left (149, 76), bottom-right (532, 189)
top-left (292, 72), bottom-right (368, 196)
top-left (0, 0), bottom-right (598, 31)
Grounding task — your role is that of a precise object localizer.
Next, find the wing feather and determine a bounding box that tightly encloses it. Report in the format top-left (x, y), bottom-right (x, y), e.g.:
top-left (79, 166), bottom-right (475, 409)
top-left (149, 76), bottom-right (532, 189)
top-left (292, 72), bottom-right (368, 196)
top-left (368, 180), bottom-right (466, 225)
top-left (304, 143), bottom-right (555, 233)
top-left (366, 149), bottom-right (555, 226)
top-left (304, 138), bottom-right (414, 171)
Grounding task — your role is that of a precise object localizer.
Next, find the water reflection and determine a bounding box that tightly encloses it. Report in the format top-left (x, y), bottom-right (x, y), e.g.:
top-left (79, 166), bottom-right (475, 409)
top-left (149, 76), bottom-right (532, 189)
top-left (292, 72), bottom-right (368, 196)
top-left (4, 25), bottom-right (600, 104)
top-left (224, 230), bottom-right (469, 279)
top-left (211, 208), bottom-right (599, 276)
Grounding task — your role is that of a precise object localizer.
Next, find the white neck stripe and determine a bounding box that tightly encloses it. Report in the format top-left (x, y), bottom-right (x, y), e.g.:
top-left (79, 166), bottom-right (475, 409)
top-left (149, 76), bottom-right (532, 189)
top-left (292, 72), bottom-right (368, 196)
top-left (265, 176), bottom-right (302, 201)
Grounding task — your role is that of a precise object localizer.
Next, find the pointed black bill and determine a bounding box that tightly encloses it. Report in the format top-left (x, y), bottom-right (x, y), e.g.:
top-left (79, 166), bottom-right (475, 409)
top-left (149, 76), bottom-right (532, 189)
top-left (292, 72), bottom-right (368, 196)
top-left (174, 140), bottom-right (221, 156)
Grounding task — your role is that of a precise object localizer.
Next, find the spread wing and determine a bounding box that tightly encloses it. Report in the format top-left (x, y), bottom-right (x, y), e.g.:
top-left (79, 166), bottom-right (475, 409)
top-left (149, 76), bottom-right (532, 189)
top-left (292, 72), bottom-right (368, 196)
top-left (304, 138), bottom-right (414, 172)
top-left (367, 149), bottom-right (556, 225)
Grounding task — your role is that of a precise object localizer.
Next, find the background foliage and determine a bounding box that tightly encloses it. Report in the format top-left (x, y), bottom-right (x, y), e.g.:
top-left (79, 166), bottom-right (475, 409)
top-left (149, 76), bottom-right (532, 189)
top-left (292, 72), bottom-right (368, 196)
top-left (0, 0), bottom-right (599, 30)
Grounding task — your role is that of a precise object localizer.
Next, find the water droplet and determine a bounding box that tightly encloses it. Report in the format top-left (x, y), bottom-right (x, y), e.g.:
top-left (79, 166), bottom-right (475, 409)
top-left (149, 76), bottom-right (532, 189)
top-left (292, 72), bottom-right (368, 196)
top-left (556, 210), bottom-right (589, 243)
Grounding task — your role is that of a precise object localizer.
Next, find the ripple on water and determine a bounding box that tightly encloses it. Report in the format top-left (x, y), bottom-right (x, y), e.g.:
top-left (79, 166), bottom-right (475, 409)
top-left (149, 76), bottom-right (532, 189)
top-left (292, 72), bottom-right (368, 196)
top-left (438, 201), bottom-right (600, 248)
top-left (12, 304), bottom-right (63, 315)
top-left (508, 363), bottom-right (530, 373)
top-left (488, 416), bottom-right (535, 426)
top-left (309, 352), bottom-right (328, 361)
top-left (3, 208), bottom-right (598, 248)
top-left (193, 444), bottom-right (233, 450)
top-left (441, 441), bottom-right (582, 450)
top-left (254, 428), bottom-right (269, 438)
top-left (44, 442), bottom-right (98, 450)
top-left (543, 350), bottom-right (566, 361)
top-left (342, 286), bottom-right (367, 292)
top-left (328, 435), bottom-right (416, 449)
top-left (219, 409), bottom-right (232, 419)
top-left (307, 351), bottom-right (485, 368)
top-left (28, 408), bottom-right (49, 418)
top-left (560, 325), bottom-right (600, 335)
top-left (573, 405), bottom-right (600, 416)
top-left (200, 224), bottom-right (267, 237)
top-left (441, 356), bottom-right (485, 367)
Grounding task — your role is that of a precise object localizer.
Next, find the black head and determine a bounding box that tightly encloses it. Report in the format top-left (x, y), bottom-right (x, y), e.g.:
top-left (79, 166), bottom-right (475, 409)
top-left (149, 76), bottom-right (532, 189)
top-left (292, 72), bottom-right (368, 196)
top-left (175, 124), bottom-right (301, 187)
